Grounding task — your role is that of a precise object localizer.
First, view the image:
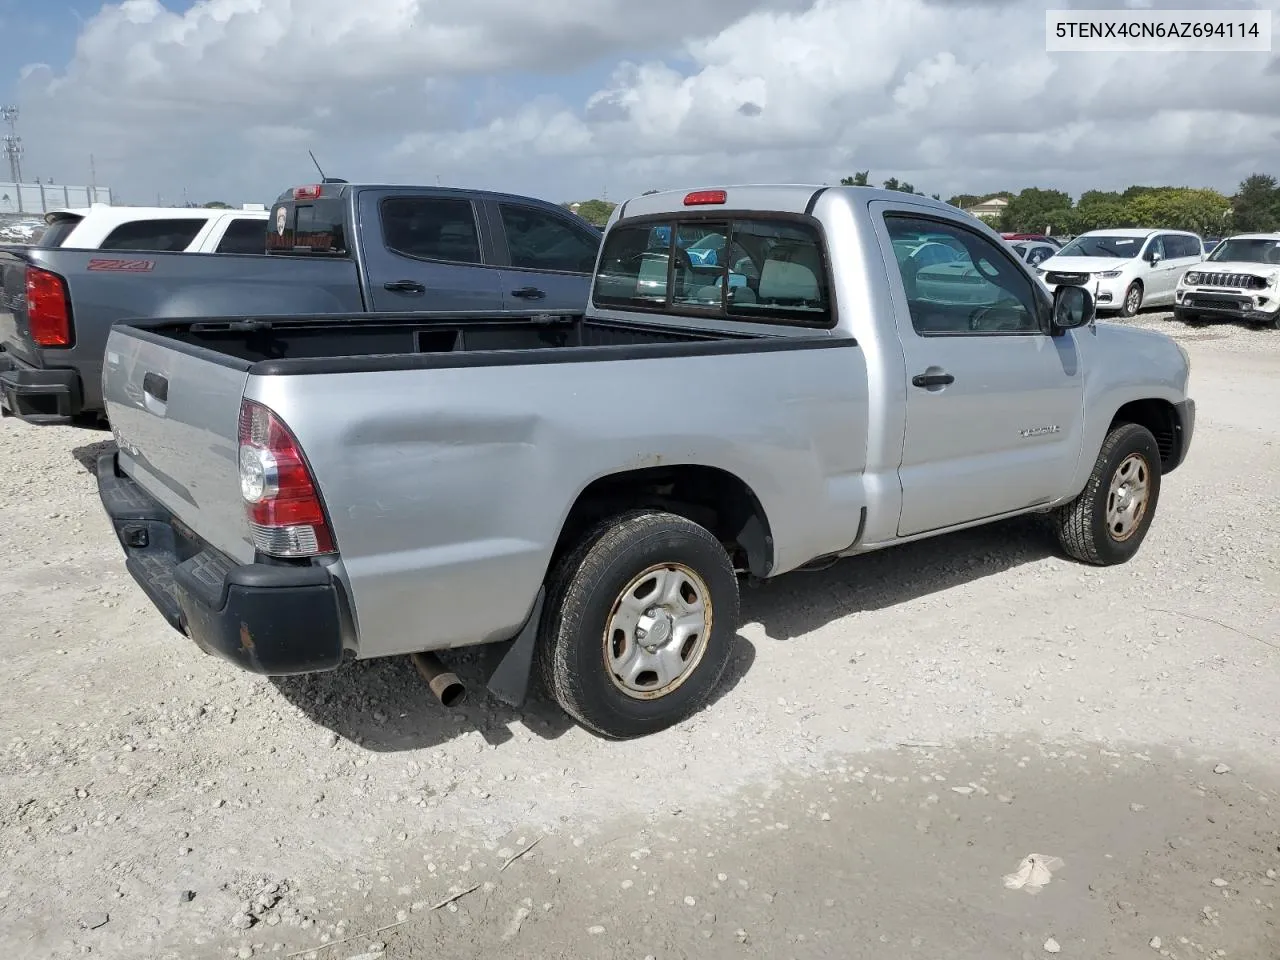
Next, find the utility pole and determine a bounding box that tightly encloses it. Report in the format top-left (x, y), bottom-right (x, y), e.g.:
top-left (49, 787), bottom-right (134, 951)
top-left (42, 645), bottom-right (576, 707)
top-left (1, 105), bottom-right (23, 183)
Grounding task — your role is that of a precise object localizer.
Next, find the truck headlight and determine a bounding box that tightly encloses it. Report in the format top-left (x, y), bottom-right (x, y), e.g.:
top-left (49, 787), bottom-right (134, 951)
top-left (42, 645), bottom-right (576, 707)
top-left (1096, 269), bottom-right (1123, 279)
top-left (1184, 271), bottom-right (1201, 285)
top-left (1266, 272), bottom-right (1278, 288)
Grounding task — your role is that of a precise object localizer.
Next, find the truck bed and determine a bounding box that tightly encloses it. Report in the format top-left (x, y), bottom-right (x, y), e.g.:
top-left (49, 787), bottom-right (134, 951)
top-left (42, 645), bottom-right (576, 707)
top-left (123, 310), bottom-right (763, 372)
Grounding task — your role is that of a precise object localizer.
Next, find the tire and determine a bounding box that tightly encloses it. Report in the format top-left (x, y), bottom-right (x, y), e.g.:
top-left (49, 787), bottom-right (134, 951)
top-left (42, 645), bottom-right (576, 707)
top-left (1119, 282), bottom-right (1143, 318)
top-left (537, 510), bottom-right (740, 739)
top-left (1052, 422), bottom-right (1162, 566)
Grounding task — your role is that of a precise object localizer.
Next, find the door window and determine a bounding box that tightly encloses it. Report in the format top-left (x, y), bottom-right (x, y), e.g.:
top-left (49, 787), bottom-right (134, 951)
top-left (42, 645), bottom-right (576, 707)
top-left (884, 215), bottom-right (1042, 335)
top-left (1143, 236), bottom-right (1167, 262)
top-left (381, 198), bottom-right (482, 264)
top-left (216, 217), bottom-right (268, 254)
top-left (498, 203), bottom-right (600, 274)
top-left (100, 218), bottom-right (207, 252)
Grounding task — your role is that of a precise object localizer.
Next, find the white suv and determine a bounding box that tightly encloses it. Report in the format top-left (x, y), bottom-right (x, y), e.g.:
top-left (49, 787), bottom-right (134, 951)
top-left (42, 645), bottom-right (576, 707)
top-left (1175, 233), bottom-right (1280, 329)
top-left (1036, 228), bottom-right (1204, 317)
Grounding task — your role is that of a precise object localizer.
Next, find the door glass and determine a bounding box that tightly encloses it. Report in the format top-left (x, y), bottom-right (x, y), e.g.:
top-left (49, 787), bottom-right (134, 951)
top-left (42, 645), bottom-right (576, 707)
top-left (884, 215), bottom-right (1041, 335)
top-left (216, 217), bottom-right (268, 254)
top-left (1145, 236), bottom-right (1166, 262)
top-left (100, 218), bottom-right (207, 252)
top-left (498, 204), bottom-right (600, 274)
top-left (381, 198), bottom-right (482, 264)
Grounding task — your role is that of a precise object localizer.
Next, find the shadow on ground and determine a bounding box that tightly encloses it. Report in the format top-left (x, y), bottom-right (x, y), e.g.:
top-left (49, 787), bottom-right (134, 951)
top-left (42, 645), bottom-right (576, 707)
top-left (271, 516), bottom-right (1051, 752)
top-left (71, 438), bottom-right (116, 473)
top-left (271, 633), bottom-right (758, 753)
top-left (741, 515), bottom-right (1056, 641)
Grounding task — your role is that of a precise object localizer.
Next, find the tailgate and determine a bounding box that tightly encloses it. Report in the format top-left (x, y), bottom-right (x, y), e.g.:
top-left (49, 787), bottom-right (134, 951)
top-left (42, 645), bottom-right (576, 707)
top-left (0, 251), bottom-right (38, 365)
top-left (103, 326), bottom-right (256, 564)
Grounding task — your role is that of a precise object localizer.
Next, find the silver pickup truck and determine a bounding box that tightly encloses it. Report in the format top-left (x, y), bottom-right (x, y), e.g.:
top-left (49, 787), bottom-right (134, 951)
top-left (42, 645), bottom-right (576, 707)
top-left (96, 185), bottom-right (1195, 740)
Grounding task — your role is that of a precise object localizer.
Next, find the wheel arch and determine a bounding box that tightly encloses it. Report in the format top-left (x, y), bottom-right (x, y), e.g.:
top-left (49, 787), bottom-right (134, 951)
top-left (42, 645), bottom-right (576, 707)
top-left (1109, 397), bottom-right (1183, 474)
top-left (547, 464), bottom-right (775, 582)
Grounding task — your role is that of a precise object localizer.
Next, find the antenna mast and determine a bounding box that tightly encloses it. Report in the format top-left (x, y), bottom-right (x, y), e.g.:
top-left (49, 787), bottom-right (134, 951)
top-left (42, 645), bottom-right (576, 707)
top-left (1, 106), bottom-right (23, 183)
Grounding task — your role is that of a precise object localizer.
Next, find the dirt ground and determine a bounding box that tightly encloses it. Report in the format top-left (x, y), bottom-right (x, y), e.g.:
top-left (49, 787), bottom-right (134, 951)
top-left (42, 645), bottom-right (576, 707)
top-left (1, 313), bottom-right (1277, 960)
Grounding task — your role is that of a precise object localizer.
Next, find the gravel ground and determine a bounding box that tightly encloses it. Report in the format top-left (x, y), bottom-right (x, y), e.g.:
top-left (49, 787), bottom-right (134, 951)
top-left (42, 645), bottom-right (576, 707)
top-left (1, 311), bottom-right (1277, 960)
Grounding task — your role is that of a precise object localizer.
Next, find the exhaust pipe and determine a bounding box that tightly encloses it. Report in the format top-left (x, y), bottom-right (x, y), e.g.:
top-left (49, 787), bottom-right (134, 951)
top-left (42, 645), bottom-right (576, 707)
top-left (410, 652), bottom-right (467, 708)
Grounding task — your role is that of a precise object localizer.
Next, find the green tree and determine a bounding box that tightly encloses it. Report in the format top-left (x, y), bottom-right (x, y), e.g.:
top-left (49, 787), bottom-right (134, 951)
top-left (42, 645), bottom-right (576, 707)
top-left (1125, 187), bottom-right (1230, 235)
top-left (882, 177), bottom-right (916, 194)
top-left (571, 199), bottom-right (617, 228)
top-left (1077, 190), bottom-right (1123, 209)
top-left (999, 188), bottom-right (1074, 232)
top-left (840, 171), bottom-right (870, 186)
top-left (1067, 201), bottom-right (1134, 233)
top-left (203, 201), bottom-right (234, 209)
top-left (1230, 174), bottom-right (1280, 232)
top-left (947, 193), bottom-right (982, 209)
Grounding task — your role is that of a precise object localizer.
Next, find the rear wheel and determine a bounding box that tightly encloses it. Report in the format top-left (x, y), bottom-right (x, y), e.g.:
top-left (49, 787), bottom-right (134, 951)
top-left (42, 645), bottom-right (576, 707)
top-left (1053, 423), bottom-right (1162, 566)
top-left (1120, 282), bottom-right (1143, 318)
top-left (538, 510), bottom-right (739, 739)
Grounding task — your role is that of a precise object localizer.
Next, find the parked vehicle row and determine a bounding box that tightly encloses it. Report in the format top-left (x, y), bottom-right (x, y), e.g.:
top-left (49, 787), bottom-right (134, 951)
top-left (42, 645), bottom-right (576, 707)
top-left (1030, 227), bottom-right (1280, 328)
top-left (93, 184), bottom-right (1195, 739)
top-left (0, 183), bottom-right (602, 424)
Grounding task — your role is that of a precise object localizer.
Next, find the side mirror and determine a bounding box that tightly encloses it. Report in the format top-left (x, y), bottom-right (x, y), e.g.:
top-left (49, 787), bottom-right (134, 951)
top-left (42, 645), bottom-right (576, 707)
top-left (1051, 284), bottom-right (1094, 333)
top-left (1149, 250), bottom-right (1163, 264)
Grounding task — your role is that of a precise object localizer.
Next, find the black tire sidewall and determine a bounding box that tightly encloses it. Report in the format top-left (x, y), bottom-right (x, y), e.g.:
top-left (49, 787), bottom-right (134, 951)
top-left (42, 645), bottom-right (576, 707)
top-left (544, 514), bottom-right (739, 739)
top-left (1086, 425), bottom-right (1162, 564)
top-left (1122, 282), bottom-right (1142, 317)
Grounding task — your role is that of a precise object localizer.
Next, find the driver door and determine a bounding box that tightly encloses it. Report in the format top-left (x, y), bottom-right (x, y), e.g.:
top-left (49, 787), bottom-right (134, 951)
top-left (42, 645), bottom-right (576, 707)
top-left (873, 204), bottom-right (1086, 537)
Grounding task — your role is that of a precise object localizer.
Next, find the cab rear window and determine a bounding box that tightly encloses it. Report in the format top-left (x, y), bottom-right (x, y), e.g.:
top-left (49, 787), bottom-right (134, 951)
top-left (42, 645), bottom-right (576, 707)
top-left (593, 216), bottom-right (833, 327)
top-left (266, 199), bottom-right (349, 256)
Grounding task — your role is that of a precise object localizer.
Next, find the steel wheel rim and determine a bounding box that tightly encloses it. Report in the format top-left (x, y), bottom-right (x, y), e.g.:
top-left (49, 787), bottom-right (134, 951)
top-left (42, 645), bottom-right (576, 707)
top-left (1126, 287), bottom-right (1140, 313)
top-left (602, 562), bottom-right (714, 700)
top-left (1106, 452), bottom-right (1151, 542)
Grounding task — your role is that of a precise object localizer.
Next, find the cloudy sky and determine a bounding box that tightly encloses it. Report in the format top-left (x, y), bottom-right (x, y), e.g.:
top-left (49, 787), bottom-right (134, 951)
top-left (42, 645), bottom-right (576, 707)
top-left (0, 0), bottom-right (1277, 207)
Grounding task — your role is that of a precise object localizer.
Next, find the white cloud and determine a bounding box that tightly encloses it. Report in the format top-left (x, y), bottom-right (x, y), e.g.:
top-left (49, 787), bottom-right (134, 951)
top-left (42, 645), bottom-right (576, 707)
top-left (9, 0), bottom-right (1280, 205)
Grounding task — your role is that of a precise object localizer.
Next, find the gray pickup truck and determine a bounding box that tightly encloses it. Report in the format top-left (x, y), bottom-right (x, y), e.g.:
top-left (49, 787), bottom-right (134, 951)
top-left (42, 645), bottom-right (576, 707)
top-left (95, 185), bottom-right (1195, 740)
top-left (0, 183), bottom-right (601, 424)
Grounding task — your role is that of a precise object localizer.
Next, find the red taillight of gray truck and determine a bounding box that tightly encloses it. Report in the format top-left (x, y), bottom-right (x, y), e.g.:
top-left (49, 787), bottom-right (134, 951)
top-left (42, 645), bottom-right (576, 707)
top-left (25, 266), bottom-right (73, 347)
top-left (237, 399), bottom-right (336, 558)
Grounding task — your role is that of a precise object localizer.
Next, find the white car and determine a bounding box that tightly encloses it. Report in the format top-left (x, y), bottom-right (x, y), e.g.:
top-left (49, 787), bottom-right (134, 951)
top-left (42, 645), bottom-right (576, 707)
top-left (1036, 228), bottom-right (1205, 317)
top-left (37, 204), bottom-right (269, 254)
top-left (1174, 233), bottom-right (1280, 329)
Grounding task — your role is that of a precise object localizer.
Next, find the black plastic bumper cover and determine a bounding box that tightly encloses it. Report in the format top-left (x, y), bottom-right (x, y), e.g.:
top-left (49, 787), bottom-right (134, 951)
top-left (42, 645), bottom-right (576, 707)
top-left (0, 352), bottom-right (82, 425)
top-left (1170, 398), bottom-right (1196, 473)
top-left (96, 452), bottom-right (346, 675)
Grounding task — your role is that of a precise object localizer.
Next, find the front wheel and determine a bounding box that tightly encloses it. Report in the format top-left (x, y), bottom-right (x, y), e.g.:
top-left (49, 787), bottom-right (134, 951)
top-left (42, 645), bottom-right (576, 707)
top-left (538, 510), bottom-right (740, 739)
top-left (1120, 282), bottom-right (1143, 318)
top-left (1052, 423), bottom-right (1162, 565)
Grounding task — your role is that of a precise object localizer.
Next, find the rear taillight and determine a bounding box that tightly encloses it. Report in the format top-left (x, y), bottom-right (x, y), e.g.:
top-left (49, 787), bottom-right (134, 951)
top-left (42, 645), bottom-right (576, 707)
top-left (26, 267), bottom-right (73, 347)
top-left (292, 185), bottom-right (323, 200)
top-left (237, 399), bottom-right (336, 558)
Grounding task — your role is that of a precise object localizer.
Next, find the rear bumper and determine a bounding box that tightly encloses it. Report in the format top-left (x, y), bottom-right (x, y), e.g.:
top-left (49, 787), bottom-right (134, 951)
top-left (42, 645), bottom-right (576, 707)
top-left (0, 351), bottom-right (83, 425)
top-left (96, 451), bottom-right (348, 675)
